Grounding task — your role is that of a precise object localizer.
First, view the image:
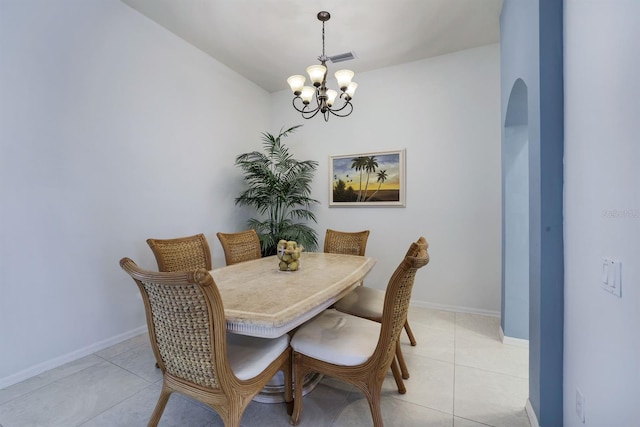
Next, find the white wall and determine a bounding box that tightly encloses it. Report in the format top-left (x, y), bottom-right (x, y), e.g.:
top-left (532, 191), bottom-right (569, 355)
top-left (270, 44), bottom-right (502, 314)
top-left (563, 1), bottom-right (640, 425)
top-left (0, 2), bottom-right (503, 388)
top-left (0, 0), bottom-right (269, 387)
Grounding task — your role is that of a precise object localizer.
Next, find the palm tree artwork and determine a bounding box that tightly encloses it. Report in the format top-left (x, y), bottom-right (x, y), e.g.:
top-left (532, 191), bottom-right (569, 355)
top-left (331, 150), bottom-right (403, 205)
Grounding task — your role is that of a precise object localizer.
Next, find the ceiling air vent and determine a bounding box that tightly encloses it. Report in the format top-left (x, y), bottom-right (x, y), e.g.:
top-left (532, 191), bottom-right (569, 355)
top-left (328, 51), bottom-right (357, 63)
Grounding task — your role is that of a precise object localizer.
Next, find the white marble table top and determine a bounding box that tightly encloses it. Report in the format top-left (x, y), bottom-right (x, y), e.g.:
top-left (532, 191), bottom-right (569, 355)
top-left (210, 252), bottom-right (376, 338)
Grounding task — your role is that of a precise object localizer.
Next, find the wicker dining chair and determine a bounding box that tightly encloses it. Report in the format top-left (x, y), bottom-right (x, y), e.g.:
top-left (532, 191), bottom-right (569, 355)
top-left (290, 238), bottom-right (430, 426)
top-left (323, 228), bottom-right (370, 257)
top-left (325, 228), bottom-right (400, 389)
top-left (216, 229), bottom-right (262, 265)
top-left (146, 233), bottom-right (212, 272)
top-left (333, 237), bottom-right (428, 387)
top-left (120, 258), bottom-right (292, 427)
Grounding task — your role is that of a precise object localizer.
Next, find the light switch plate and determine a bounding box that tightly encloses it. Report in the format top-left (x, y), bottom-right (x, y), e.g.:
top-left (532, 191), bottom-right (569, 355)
top-left (602, 258), bottom-right (622, 297)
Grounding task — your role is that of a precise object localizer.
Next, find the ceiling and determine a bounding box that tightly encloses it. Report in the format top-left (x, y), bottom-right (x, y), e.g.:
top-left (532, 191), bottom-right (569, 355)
top-left (120, 0), bottom-right (503, 93)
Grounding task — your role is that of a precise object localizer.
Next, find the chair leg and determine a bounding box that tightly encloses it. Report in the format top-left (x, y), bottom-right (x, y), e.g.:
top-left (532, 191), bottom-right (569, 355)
top-left (148, 384), bottom-right (171, 426)
top-left (390, 357), bottom-right (406, 394)
top-left (290, 352), bottom-right (305, 426)
top-left (396, 339), bottom-right (410, 380)
top-left (283, 350), bottom-right (294, 416)
top-left (220, 400), bottom-right (243, 427)
top-left (404, 319), bottom-right (417, 346)
top-left (364, 383), bottom-right (384, 427)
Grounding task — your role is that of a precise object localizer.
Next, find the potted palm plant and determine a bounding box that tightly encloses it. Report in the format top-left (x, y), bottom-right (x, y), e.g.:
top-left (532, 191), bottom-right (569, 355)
top-left (234, 125), bottom-right (319, 256)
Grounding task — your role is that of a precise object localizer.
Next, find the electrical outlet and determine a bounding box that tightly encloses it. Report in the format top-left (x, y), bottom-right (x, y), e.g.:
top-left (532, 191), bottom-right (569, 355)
top-left (576, 388), bottom-right (586, 423)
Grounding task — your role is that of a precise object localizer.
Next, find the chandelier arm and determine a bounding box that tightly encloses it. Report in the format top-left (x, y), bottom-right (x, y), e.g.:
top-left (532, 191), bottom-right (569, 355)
top-left (292, 97), bottom-right (319, 115)
top-left (329, 101), bottom-right (353, 117)
top-left (291, 97), bottom-right (306, 113)
top-left (327, 101), bottom-right (354, 118)
top-left (326, 99), bottom-right (352, 113)
top-left (292, 97), bottom-right (322, 119)
top-left (302, 106), bottom-right (322, 120)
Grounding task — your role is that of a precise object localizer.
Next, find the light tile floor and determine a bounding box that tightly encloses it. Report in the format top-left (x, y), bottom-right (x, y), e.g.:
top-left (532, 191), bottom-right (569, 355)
top-left (0, 308), bottom-right (530, 427)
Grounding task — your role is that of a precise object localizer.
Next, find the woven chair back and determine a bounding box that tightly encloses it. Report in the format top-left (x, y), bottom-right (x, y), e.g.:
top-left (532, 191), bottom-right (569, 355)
top-left (375, 238), bottom-right (429, 374)
top-left (120, 258), bottom-right (225, 389)
top-left (324, 229), bottom-right (370, 256)
top-left (146, 233), bottom-right (212, 272)
top-left (216, 229), bottom-right (262, 265)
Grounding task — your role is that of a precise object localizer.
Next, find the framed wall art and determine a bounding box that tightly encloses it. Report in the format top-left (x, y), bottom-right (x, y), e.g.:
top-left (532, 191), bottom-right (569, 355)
top-left (329, 149), bottom-right (406, 207)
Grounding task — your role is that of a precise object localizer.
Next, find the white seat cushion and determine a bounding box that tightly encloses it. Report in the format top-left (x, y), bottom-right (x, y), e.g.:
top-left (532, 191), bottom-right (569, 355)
top-left (291, 309), bottom-right (380, 366)
top-left (227, 333), bottom-right (289, 380)
top-left (333, 285), bottom-right (385, 320)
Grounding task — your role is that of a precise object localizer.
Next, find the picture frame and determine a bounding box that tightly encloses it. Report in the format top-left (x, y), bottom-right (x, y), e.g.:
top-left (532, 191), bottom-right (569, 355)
top-left (329, 149), bottom-right (406, 207)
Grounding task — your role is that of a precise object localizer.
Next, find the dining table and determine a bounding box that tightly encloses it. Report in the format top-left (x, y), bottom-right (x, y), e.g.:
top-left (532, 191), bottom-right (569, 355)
top-left (209, 251), bottom-right (376, 402)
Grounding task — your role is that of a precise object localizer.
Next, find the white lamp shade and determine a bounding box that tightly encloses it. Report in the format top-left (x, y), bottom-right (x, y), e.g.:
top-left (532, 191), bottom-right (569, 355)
top-left (345, 82), bottom-right (358, 99)
top-left (306, 65), bottom-right (327, 86)
top-left (300, 86), bottom-right (315, 104)
top-left (326, 89), bottom-right (338, 107)
top-left (287, 75), bottom-right (306, 94)
top-left (334, 69), bottom-right (354, 90)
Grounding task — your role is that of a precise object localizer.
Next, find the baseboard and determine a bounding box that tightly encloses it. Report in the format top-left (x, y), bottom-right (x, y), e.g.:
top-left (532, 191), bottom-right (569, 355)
top-left (0, 325), bottom-right (147, 390)
top-left (411, 300), bottom-right (501, 318)
top-left (499, 326), bottom-right (530, 348)
top-left (526, 398), bottom-right (540, 427)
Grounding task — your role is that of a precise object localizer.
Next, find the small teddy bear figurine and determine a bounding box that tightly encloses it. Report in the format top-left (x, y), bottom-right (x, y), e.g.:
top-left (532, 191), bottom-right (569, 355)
top-left (276, 240), bottom-right (304, 271)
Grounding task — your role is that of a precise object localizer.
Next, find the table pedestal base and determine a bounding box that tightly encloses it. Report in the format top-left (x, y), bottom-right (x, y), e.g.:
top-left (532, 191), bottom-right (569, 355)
top-left (253, 371), bottom-right (323, 403)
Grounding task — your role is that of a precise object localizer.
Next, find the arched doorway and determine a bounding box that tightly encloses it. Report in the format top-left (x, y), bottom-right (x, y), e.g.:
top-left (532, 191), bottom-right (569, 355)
top-left (502, 78), bottom-right (530, 340)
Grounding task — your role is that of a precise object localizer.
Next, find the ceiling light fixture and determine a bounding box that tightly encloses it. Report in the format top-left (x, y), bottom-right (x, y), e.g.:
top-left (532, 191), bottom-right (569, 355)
top-left (287, 11), bottom-right (357, 122)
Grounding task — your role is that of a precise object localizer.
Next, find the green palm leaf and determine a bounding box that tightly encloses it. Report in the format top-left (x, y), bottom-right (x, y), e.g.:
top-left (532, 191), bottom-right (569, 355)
top-left (235, 125), bottom-right (319, 256)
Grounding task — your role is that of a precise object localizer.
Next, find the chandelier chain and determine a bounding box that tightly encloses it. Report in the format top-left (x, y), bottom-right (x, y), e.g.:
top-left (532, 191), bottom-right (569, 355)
top-left (319, 20), bottom-right (327, 63)
top-left (322, 21), bottom-right (325, 58)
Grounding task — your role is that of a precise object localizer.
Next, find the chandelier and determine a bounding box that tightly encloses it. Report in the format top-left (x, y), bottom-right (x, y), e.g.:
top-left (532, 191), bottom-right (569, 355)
top-left (287, 11), bottom-right (357, 122)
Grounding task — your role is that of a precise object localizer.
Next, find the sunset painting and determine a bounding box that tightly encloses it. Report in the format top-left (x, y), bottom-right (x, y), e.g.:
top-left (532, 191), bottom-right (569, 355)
top-left (329, 149), bottom-right (406, 207)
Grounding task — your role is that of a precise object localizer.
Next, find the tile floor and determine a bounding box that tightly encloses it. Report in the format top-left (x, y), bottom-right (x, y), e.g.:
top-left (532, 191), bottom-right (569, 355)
top-left (0, 307), bottom-right (530, 427)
